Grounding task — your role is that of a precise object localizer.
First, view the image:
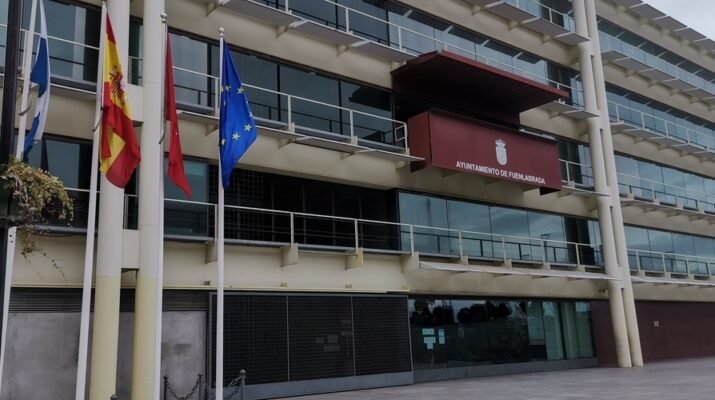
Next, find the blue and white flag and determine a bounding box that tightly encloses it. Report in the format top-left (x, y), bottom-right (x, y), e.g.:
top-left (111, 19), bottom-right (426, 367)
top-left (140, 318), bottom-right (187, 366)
top-left (24, 0), bottom-right (50, 153)
top-left (219, 40), bottom-right (256, 189)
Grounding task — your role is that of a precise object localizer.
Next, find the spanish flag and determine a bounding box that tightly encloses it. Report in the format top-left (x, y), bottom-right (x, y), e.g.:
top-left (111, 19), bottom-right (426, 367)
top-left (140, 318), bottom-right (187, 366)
top-left (100, 15), bottom-right (140, 188)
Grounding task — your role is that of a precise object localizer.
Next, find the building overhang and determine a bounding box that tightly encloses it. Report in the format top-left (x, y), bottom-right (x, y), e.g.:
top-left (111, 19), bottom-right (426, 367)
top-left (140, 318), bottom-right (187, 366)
top-left (392, 51), bottom-right (568, 123)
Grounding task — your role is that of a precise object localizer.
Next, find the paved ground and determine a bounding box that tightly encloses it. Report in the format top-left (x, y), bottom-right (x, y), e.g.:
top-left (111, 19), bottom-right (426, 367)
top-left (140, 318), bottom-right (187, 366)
top-left (280, 357), bottom-right (715, 400)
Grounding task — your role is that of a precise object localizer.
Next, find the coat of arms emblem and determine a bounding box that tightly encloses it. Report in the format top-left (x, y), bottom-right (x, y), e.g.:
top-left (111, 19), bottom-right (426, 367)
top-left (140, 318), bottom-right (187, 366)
top-left (495, 139), bottom-right (507, 166)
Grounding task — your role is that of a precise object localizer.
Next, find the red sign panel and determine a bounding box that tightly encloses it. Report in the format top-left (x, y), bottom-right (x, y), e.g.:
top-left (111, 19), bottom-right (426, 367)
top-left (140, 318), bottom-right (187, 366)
top-left (409, 110), bottom-right (562, 192)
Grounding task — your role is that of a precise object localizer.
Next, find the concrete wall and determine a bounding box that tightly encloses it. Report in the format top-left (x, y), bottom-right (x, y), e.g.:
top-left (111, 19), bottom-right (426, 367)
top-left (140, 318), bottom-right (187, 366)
top-left (1, 311), bottom-right (206, 400)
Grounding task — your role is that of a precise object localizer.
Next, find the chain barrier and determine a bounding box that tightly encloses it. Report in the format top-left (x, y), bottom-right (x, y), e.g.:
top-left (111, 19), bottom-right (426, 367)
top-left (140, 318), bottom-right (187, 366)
top-left (164, 370), bottom-right (246, 400)
top-left (164, 374), bottom-right (203, 400)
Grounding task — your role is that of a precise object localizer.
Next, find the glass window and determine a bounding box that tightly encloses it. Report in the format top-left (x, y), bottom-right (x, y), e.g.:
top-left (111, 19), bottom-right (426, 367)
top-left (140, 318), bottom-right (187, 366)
top-left (26, 136), bottom-right (93, 228)
top-left (169, 32), bottom-right (214, 109)
top-left (486, 300), bottom-right (530, 363)
top-left (542, 301), bottom-right (565, 360)
top-left (574, 302), bottom-right (594, 358)
top-left (279, 65), bottom-right (341, 135)
top-left (527, 301), bottom-right (546, 361)
top-left (337, 0), bottom-right (389, 44)
top-left (399, 193), bottom-right (449, 255)
top-left (164, 159), bottom-right (209, 237)
top-left (490, 206), bottom-right (530, 261)
top-left (449, 299), bottom-right (491, 366)
top-left (340, 81), bottom-right (393, 144)
top-left (559, 302), bottom-right (579, 359)
top-left (234, 51), bottom-right (279, 122)
top-left (18, 0), bottom-right (101, 85)
top-left (447, 200), bottom-right (492, 258)
top-left (408, 298), bottom-right (450, 370)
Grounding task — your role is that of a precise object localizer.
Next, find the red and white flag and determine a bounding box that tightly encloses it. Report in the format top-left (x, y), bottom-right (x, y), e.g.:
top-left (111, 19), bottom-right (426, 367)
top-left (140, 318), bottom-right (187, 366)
top-left (165, 33), bottom-right (192, 198)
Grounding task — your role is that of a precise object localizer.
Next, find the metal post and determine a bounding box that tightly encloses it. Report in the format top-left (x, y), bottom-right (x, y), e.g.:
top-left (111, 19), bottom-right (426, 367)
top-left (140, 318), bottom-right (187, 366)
top-left (0, 0), bottom-right (22, 383)
top-left (286, 95), bottom-right (293, 130)
top-left (198, 374), bottom-right (204, 400)
top-left (353, 219), bottom-right (359, 251)
top-left (289, 212), bottom-right (295, 244)
top-left (239, 369), bottom-right (246, 400)
top-left (408, 225), bottom-right (414, 254)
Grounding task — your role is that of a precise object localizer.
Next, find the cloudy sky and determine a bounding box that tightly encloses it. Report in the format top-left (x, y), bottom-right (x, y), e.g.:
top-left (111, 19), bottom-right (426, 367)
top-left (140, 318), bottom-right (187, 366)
top-left (644, 0), bottom-right (715, 39)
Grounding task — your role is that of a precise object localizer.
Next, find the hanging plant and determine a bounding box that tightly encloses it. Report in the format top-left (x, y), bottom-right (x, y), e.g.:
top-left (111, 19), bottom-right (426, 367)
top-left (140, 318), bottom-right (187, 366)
top-left (1, 159), bottom-right (74, 256)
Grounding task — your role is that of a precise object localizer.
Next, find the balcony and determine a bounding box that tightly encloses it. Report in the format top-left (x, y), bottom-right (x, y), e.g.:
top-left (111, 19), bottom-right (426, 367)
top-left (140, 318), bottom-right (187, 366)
top-left (170, 66), bottom-right (417, 162)
top-left (628, 248), bottom-right (715, 279)
top-left (48, 190), bottom-right (715, 286)
top-left (212, 0), bottom-right (588, 117)
top-left (540, 83), bottom-right (597, 120)
top-left (608, 101), bottom-right (715, 160)
top-left (618, 173), bottom-right (715, 223)
top-left (600, 32), bottom-right (715, 104)
top-left (0, 24), bottom-right (100, 100)
top-left (460, 0), bottom-right (588, 45)
top-left (558, 159), bottom-right (604, 197)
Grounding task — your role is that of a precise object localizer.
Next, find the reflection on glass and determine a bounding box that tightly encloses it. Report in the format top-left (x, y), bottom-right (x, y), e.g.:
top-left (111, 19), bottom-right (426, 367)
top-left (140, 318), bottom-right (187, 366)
top-left (409, 297), bottom-right (592, 370)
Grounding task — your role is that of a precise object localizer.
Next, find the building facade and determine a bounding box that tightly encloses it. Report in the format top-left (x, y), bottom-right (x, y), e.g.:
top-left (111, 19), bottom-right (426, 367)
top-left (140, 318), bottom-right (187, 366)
top-left (2, 0), bottom-right (715, 399)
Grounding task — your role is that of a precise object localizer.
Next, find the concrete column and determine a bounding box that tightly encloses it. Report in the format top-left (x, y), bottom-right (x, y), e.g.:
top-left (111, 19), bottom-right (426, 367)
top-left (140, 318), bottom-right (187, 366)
top-left (582, 0), bottom-right (644, 367)
top-left (131, 0), bottom-right (165, 399)
top-left (572, 0), bottom-right (632, 368)
top-left (88, 0), bottom-right (131, 398)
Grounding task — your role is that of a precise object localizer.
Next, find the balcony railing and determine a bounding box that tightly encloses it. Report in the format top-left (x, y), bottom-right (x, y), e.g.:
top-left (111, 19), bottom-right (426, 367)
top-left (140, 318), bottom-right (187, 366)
top-left (617, 173), bottom-right (715, 213)
top-left (169, 65), bottom-right (408, 149)
top-left (49, 188), bottom-right (715, 278)
top-left (232, 0), bottom-right (583, 106)
top-left (0, 24), bottom-right (100, 91)
top-left (600, 32), bottom-right (715, 98)
top-left (560, 159), bottom-right (594, 189)
top-left (628, 248), bottom-right (714, 276)
top-left (607, 101), bottom-right (715, 154)
top-left (504, 0), bottom-right (576, 31)
top-left (57, 188), bottom-right (602, 269)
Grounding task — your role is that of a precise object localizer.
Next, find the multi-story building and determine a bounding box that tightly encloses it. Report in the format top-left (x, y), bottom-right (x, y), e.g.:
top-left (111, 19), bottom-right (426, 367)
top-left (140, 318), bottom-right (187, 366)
top-left (2, 0), bottom-right (715, 399)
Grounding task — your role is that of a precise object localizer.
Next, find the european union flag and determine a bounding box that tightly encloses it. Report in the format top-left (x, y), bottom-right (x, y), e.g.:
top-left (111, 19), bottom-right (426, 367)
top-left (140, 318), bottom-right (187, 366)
top-left (219, 43), bottom-right (256, 189)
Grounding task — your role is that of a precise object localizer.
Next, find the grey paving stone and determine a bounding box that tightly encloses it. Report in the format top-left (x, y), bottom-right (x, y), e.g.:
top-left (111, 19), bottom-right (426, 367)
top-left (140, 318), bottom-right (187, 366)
top-left (278, 358), bottom-right (715, 400)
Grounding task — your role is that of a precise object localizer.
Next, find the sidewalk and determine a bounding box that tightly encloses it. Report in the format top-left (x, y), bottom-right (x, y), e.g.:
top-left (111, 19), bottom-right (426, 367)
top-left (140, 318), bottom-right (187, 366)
top-left (279, 357), bottom-right (715, 400)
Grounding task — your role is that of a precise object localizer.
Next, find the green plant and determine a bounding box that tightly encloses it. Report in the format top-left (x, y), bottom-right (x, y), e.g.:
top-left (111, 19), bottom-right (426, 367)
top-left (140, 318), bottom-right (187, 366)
top-left (1, 159), bottom-right (74, 256)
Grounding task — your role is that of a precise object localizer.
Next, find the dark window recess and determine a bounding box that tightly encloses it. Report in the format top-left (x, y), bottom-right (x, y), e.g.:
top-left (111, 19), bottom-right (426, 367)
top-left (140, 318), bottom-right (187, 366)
top-left (211, 294), bottom-right (411, 386)
top-left (208, 166), bottom-right (398, 248)
top-left (353, 296), bottom-right (411, 375)
top-left (211, 294), bottom-right (289, 385)
top-left (288, 296), bottom-right (355, 380)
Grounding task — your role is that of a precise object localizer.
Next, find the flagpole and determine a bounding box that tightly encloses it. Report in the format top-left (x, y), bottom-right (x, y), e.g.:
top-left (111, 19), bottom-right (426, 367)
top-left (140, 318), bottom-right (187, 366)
top-left (216, 26), bottom-right (226, 400)
top-left (154, 12), bottom-right (168, 400)
top-left (0, 0), bottom-right (39, 389)
top-left (75, 2), bottom-right (106, 399)
top-left (15, 0), bottom-right (38, 160)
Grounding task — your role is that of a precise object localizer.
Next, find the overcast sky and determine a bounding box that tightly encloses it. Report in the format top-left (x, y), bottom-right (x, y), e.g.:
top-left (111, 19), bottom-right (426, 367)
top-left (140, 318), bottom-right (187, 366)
top-left (644, 0), bottom-right (715, 39)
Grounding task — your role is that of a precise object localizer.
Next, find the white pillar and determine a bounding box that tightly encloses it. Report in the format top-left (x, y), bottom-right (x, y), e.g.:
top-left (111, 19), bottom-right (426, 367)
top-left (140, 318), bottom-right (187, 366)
top-left (572, 0), bottom-right (632, 368)
top-left (89, 1), bottom-right (130, 399)
top-left (582, 0), bottom-right (643, 367)
top-left (131, 0), bottom-right (165, 398)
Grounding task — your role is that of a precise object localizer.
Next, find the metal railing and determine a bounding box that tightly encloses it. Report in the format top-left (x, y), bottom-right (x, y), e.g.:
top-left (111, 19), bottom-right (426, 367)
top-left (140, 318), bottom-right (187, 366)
top-left (628, 248), bottom-right (714, 276)
top-left (169, 64), bottom-right (408, 148)
top-left (253, 0), bottom-right (583, 105)
top-left (560, 159), bottom-right (594, 188)
top-left (617, 173), bottom-right (715, 213)
top-left (49, 188), bottom-right (715, 276)
top-left (0, 23), bottom-right (101, 88)
top-left (607, 100), bottom-right (715, 152)
top-left (600, 31), bottom-right (715, 96)
top-left (504, 0), bottom-right (576, 31)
